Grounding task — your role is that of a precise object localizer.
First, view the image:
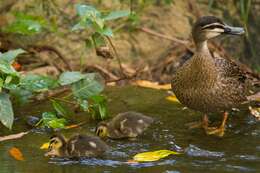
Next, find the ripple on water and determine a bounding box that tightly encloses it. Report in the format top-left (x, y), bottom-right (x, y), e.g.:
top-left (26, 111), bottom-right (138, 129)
top-left (48, 157), bottom-right (122, 167)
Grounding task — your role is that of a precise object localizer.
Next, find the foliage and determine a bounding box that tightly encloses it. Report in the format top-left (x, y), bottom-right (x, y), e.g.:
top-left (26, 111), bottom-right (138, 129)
top-left (2, 12), bottom-right (54, 35)
top-left (72, 4), bottom-right (130, 51)
top-left (0, 49), bottom-right (108, 129)
top-left (39, 112), bottom-right (67, 129)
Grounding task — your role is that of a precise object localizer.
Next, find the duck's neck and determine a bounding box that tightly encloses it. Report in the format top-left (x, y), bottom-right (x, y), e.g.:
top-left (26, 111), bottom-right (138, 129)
top-left (191, 40), bottom-right (217, 86)
top-left (195, 40), bottom-right (211, 56)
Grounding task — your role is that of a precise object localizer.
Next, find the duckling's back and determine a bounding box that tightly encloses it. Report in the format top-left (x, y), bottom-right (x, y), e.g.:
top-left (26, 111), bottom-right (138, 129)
top-left (67, 135), bottom-right (109, 157)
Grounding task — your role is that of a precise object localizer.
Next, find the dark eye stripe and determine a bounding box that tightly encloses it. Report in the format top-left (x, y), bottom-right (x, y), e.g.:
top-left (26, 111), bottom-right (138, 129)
top-left (202, 24), bottom-right (224, 30)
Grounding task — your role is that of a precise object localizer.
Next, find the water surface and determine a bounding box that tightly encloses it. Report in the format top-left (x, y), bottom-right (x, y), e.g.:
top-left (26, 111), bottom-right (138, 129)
top-left (0, 86), bottom-right (259, 173)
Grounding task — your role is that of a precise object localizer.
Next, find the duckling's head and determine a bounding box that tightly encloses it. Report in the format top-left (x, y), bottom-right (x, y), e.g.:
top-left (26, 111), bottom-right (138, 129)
top-left (45, 134), bottom-right (67, 157)
top-left (95, 122), bottom-right (109, 138)
top-left (192, 16), bottom-right (244, 44)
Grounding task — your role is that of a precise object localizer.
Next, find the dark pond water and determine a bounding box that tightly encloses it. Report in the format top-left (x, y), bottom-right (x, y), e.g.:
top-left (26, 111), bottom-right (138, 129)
top-left (0, 86), bottom-right (259, 173)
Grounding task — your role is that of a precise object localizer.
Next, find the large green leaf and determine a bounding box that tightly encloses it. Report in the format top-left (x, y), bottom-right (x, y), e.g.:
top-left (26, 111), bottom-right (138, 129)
top-left (0, 93), bottom-right (14, 129)
top-left (20, 74), bottom-right (58, 92)
top-left (58, 71), bottom-right (86, 86)
top-left (103, 10), bottom-right (130, 21)
top-left (75, 4), bottom-right (100, 17)
top-left (72, 73), bottom-right (104, 99)
top-left (51, 100), bottom-right (71, 118)
top-left (0, 49), bottom-right (25, 63)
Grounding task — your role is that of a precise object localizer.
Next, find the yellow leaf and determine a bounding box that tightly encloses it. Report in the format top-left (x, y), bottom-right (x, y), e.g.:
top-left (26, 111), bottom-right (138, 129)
top-left (133, 150), bottom-right (181, 162)
top-left (133, 80), bottom-right (171, 90)
top-left (9, 147), bottom-right (25, 161)
top-left (40, 142), bottom-right (50, 150)
top-left (166, 95), bottom-right (180, 103)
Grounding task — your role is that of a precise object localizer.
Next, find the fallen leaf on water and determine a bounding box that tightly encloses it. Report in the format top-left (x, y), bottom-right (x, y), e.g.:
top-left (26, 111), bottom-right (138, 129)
top-left (249, 106), bottom-right (260, 120)
top-left (0, 131), bottom-right (29, 142)
top-left (133, 149), bottom-right (181, 162)
top-left (166, 95), bottom-right (180, 103)
top-left (133, 80), bottom-right (171, 90)
top-left (40, 142), bottom-right (50, 150)
top-left (9, 147), bottom-right (25, 161)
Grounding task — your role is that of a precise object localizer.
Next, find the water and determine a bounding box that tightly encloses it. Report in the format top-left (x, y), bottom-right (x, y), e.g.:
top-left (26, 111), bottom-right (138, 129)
top-left (0, 86), bottom-right (259, 173)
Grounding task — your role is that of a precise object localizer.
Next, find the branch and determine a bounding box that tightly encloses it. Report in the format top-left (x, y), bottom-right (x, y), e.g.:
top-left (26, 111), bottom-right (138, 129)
top-left (29, 45), bottom-right (72, 71)
top-left (105, 36), bottom-right (127, 77)
top-left (137, 27), bottom-right (189, 45)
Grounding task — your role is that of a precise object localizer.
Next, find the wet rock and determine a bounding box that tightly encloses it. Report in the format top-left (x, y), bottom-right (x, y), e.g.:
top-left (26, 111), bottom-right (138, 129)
top-left (26, 116), bottom-right (40, 127)
top-left (185, 145), bottom-right (225, 158)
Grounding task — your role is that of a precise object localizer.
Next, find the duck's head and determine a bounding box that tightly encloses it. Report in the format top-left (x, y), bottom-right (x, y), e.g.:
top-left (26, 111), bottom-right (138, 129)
top-left (45, 134), bottom-right (67, 157)
top-left (192, 16), bottom-right (245, 44)
top-left (95, 121), bottom-right (109, 138)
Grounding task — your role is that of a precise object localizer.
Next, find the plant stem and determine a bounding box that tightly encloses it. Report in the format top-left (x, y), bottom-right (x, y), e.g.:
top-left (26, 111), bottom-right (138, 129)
top-left (105, 36), bottom-right (126, 77)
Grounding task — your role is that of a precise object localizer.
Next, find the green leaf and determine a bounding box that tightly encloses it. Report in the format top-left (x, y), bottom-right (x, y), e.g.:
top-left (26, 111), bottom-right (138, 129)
top-left (58, 71), bottom-right (86, 86)
top-left (89, 95), bottom-right (108, 120)
top-left (0, 61), bottom-right (18, 75)
top-left (85, 38), bottom-right (94, 49)
top-left (0, 93), bottom-right (14, 129)
top-left (51, 100), bottom-right (70, 118)
top-left (94, 17), bottom-right (104, 29)
top-left (92, 32), bottom-right (106, 46)
top-left (3, 13), bottom-right (49, 35)
top-left (77, 99), bottom-right (88, 111)
top-left (75, 4), bottom-right (100, 17)
top-left (98, 27), bottom-right (113, 37)
top-left (47, 118), bottom-right (67, 129)
top-left (41, 112), bottom-right (67, 129)
top-left (20, 74), bottom-right (58, 92)
top-left (0, 78), bottom-right (3, 88)
top-left (72, 73), bottom-right (104, 99)
top-left (9, 88), bottom-right (32, 105)
top-left (0, 49), bottom-right (25, 63)
top-left (5, 76), bottom-right (12, 84)
top-left (103, 10), bottom-right (130, 21)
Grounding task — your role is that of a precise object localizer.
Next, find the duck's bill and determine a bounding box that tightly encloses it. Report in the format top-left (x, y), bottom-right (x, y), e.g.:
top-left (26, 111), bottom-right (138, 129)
top-left (223, 25), bottom-right (245, 35)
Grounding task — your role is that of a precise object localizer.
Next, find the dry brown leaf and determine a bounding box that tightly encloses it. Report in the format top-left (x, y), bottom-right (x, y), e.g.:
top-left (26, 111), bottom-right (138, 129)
top-left (0, 131), bottom-right (29, 142)
top-left (133, 80), bottom-right (171, 90)
top-left (9, 147), bottom-right (25, 161)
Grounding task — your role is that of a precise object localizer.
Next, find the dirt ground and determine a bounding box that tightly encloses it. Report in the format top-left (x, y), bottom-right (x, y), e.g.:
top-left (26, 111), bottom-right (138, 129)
top-left (1, 0), bottom-right (259, 83)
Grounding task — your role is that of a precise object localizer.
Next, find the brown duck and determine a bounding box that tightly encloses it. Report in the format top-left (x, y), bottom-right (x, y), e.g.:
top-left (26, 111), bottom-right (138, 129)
top-left (171, 16), bottom-right (260, 137)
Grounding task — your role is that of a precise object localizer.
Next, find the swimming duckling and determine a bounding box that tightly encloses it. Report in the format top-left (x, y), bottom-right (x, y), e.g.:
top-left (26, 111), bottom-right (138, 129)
top-left (45, 134), bottom-right (109, 157)
top-left (171, 16), bottom-right (260, 137)
top-left (95, 111), bottom-right (154, 139)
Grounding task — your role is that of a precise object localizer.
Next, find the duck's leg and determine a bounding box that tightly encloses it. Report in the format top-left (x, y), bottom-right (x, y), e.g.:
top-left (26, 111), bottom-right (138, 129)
top-left (185, 114), bottom-right (210, 129)
top-left (203, 112), bottom-right (228, 137)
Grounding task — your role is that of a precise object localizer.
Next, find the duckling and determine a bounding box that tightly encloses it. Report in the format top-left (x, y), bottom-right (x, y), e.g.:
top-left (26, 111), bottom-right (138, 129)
top-left (171, 16), bottom-right (259, 137)
top-left (95, 111), bottom-right (154, 139)
top-left (45, 134), bottom-right (109, 157)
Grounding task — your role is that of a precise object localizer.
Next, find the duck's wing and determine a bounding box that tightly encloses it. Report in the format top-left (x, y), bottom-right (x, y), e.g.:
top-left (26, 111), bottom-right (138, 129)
top-left (214, 54), bottom-right (260, 96)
